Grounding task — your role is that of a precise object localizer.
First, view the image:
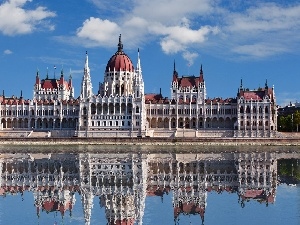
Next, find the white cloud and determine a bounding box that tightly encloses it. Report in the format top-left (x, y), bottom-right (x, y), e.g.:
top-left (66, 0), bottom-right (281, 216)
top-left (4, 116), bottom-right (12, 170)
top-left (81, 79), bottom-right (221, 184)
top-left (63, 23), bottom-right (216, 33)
top-left (3, 49), bottom-right (13, 55)
top-left (132, 0), bottom-right (214, 25)
top-left (182, 51), bottom-right (198, 66)
top-left (153, 25), bottom-right (219, 54)
top-left (232, 43), bottom-right (288, 58)
top-left (60, 1), bottom-right (300, 62)
top-left (76, 17), bottom-right (120, 47)
top-left (0, 0), bottom-right (56, 36)
top-left (223, 3), bottom-right (300, 57)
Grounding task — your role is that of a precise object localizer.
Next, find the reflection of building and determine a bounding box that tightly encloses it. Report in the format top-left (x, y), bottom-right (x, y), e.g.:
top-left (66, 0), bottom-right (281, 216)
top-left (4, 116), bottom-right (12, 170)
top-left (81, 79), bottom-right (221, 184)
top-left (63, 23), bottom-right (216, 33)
top-left (0, 153), bottom-right (79, 218)
top-left (0, 152), bottom-right (284, 224)
top-left (79, 153), bottom-right (147, 225)
top-left (235, 152), bottom-right (277, 206)
top-left (0, 35), bottom-right (277, 138)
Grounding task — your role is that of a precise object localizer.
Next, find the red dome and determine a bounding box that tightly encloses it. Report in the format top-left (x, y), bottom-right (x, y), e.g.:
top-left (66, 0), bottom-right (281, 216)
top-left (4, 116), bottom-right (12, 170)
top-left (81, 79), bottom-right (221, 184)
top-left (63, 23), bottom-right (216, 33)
top-left (106, 35), bottom-right (134, 72)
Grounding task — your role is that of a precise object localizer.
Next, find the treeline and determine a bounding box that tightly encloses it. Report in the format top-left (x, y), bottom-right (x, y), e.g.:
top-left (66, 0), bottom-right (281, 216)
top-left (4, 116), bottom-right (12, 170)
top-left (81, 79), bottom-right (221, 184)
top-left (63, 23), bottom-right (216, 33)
top-left (278, 159), bottom-right (300, 181)
top-left (278, 110), bottom-right (300, 132)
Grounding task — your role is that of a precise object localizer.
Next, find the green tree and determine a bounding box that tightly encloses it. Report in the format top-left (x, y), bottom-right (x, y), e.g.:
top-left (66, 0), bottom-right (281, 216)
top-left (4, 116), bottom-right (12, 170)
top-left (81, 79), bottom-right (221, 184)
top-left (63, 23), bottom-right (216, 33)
top-left (293, 110), bottom-right (300, 132)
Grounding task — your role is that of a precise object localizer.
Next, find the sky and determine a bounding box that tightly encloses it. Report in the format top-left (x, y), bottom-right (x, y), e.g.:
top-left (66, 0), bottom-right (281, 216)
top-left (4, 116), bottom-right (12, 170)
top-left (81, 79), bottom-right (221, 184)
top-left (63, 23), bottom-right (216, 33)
top-left (1, 0), bottom-right (300, 107)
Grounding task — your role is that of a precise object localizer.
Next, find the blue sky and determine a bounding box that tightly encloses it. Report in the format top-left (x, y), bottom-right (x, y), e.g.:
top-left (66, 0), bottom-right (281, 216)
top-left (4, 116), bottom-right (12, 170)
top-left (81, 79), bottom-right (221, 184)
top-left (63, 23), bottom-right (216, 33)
top-left (1, 0), bottom-right (300, 106)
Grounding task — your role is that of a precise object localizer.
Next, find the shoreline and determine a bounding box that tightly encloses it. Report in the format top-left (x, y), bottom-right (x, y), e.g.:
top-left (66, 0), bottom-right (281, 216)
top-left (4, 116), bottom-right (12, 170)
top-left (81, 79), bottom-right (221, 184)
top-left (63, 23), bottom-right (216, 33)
top-left (1, 137), bottom-right (300, 146)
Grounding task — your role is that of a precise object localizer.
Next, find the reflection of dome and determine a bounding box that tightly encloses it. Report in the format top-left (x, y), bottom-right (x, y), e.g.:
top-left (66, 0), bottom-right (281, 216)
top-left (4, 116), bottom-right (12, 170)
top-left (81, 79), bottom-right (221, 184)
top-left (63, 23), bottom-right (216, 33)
top-left (105, 34), bottom-right (134, 72)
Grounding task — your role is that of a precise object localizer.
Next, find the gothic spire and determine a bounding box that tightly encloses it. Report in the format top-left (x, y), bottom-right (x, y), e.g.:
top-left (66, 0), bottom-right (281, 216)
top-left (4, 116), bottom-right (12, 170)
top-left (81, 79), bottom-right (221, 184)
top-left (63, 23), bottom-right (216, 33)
top-left (117, 34), bottom-right (123, 53)
top-left (136, 48), bottom-right (142, 72)
top-left (265, 79), bottom-right (268, 89)
top-left (173, 59), bottom-right (176, 72)
top-left (85, 51), bottom-right (89, 70)
top-left (199, 64), bottom-right (204, 82)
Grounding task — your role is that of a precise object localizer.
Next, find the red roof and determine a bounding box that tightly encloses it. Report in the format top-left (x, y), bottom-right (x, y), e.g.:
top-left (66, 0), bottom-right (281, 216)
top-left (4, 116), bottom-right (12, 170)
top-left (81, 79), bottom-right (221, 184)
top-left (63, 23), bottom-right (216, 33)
top-left (106, 35), bottom-right (134, 72)
top-left (109, 219), bottom-right (135, 225)
top-left (238, 88), bottom-right (273, 101)
top-left (40, 78), bottom-right (71, 91)
top-left (177, 76), bottom-right (201, 88)
top-left (174, 203), bottom-right (205, 218)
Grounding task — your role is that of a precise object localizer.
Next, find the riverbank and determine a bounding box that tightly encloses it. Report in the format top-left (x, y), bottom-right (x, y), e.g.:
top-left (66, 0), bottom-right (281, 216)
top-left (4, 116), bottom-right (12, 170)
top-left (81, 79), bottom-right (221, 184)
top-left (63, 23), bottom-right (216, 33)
top-left (1, 137), bottom-right (300, 146)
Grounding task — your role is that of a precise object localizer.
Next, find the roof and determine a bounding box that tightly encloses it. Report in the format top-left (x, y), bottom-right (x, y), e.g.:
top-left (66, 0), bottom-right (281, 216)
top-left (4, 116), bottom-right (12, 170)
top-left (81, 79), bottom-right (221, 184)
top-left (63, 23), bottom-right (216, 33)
top-left (40, 77), bottom-right (71, 91)
top-left (177, 76), bottom-right (202, 88)
top-left (238, 87), bottom-right (273, 101)
top-left (105, 35), bottom-right (134, 72)
top-left (172, 65), bottom-right (204, 88)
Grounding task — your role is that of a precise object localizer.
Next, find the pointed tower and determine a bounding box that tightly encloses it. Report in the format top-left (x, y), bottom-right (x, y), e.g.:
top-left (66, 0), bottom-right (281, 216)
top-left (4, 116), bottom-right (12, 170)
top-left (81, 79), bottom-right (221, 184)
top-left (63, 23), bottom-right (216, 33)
top-left (81, 51), bottom-right (93, 99)
top-left (133, 49), bottom-right (146, 134)
top-left (33, 70), bottom-right (40, 100)
top-left (69, 69), bottom-right (74, 99)
top-left (170, 60), bottom-right (179, 99)
top-left (134, 48), bottom-right (144, 98)
top-left (197, 64), bottom-right (206, 104)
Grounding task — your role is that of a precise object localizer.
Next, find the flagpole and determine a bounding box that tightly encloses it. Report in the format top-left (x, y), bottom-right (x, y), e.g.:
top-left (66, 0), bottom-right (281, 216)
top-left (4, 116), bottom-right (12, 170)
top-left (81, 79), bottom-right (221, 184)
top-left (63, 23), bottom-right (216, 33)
top-left (54, 65), bottom-right (56, 78)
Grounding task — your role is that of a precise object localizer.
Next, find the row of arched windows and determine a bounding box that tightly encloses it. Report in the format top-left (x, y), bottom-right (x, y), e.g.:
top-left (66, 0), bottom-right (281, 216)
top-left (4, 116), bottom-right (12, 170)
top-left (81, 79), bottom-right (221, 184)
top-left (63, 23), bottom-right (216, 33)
top-left (240, 106), bottom-right (269, 114)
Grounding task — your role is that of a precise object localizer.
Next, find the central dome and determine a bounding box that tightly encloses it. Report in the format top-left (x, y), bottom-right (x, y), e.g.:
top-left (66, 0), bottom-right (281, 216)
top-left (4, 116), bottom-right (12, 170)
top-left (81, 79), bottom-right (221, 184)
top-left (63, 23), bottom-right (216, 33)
top-left (105, 35), bottom-right (134, 72)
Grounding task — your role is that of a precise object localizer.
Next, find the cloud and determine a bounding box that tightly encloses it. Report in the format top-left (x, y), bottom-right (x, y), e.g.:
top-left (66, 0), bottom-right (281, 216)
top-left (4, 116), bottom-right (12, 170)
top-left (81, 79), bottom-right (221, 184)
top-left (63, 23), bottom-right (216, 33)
top-left (58, 1), bottom-right (300, 63)
top-left (76, 17), bottom-right (120, 47)
top-left (0, 0), bottom-right (56, 36)
top-left (3, 49), bottom-right (13, 55)
top-left (232, 43), bottom-right (288, 58)
top-left (70, 0), bottom-right (218, 65)
top-left (154, 25), bottom-right (219, 54)
top-left (182, 51), bottom-right (198, 66)
top-left (223, 2), bottom-right (300, 57)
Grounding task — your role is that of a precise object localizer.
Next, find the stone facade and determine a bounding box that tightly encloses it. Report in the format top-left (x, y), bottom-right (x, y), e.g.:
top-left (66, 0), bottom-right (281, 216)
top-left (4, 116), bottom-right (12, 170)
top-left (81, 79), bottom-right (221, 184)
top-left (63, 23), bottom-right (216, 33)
top-left (0, 35), bottom-right (277, 138)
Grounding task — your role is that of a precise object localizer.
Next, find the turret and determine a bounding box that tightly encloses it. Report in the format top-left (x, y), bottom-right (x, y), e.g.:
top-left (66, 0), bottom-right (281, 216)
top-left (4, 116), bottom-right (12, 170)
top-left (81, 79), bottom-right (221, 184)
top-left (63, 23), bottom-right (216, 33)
top-left (134, 48), bottom-right (144, 98)
top-left (36, 70), bottom-right (40, 84)
top-left (81, 51), bottom-right (93, 99)
top-left (197, 64), bottom-right (206, 102)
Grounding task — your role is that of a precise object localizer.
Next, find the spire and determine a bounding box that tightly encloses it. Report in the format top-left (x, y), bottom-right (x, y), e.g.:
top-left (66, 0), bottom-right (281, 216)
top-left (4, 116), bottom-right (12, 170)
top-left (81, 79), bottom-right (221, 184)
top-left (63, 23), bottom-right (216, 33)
top-left (173, 59), bottom-right (176, 72)
top-left (69, 68), bottom-right (72, 80)
top-left (117, 34), bottom-right (123, 53)
top-left (46, 67), bottom-right (49, 79)
top-left (136, 48), bottom-right (142, 72)
top-left (173, 60), bottom-right (178, 81)
top-left (2, 90), bottom-right (4, 97)
top-left (199, 64), bottom-right (204, 82)
top-left (36, 69), bottom-right (40, 84)
top-left (20, 90), bottom-right (23, 98)
top-left (240, 78), bottom-right (243, 89)
top-left (265, 79), bottom-right (268, 89)
top-left (85, 51), bottom-right (89, 70)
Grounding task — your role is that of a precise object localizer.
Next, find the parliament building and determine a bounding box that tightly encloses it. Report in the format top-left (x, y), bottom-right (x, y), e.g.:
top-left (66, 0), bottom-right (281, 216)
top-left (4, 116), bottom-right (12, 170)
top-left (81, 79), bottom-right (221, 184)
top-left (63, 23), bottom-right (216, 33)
top-left (0, 35), bottom-right (277, 138)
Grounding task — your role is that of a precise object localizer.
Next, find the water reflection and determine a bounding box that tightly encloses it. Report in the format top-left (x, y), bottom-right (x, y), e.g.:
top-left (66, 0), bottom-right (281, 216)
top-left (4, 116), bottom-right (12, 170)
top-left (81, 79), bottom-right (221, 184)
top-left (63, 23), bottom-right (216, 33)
top-left (0, 152), bottom-right (299, 225)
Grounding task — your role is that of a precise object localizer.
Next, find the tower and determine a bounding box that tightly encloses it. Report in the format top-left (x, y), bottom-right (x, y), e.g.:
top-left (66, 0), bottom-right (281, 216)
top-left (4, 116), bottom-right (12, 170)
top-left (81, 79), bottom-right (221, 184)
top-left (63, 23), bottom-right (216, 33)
top-left (99, 34), bottom-right (135, 97)
top-left (133, 49), bottom-right (146, 133)
top-left (81, 51), bottom-right (93, 100)
top-left (198, 65), bottom-right (206, 104)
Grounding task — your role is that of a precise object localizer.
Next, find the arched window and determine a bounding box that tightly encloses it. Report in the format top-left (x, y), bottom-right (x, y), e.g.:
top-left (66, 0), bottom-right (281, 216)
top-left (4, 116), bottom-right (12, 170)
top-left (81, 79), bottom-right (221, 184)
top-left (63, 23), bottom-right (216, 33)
top-left (246, 106), bottom-right (250, 113)
top-left (265, 106), bottom-right (269, 113)
top-left (136, 106), bottom-right (139, 113)
top-left (240, 106), bottom-right (244, 113)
